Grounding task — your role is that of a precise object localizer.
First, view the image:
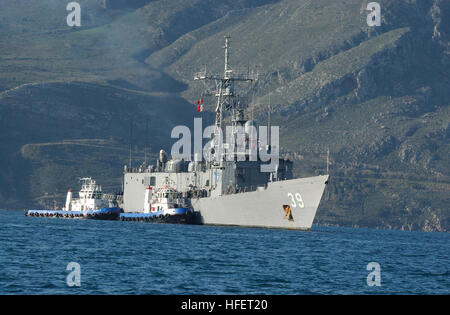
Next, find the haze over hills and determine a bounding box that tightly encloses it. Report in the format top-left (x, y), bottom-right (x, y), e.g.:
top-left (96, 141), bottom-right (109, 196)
top-left (0, 0), bottom-right (448, 231)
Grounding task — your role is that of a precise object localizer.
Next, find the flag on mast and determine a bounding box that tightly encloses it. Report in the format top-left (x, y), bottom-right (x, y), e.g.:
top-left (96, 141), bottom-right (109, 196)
top-left (196, 98), bottom-right (204, 112)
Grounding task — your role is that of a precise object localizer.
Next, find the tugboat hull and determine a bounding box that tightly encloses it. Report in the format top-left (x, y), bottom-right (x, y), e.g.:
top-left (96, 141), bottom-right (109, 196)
top-left (82, 207), bottom-right (123, 220)
top-left (119, 208), bottom-right (197, 224)
top-left (26, 207), bottom-right (122, 221)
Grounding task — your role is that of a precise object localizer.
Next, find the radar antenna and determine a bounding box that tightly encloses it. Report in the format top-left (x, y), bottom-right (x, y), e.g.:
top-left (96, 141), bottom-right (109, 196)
top-left (194, 36), bottom-right (257, 163)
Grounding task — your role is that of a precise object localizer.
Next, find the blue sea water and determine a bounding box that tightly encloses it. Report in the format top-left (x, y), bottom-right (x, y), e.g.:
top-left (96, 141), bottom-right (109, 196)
top-left (0, 209), bottom-right (448, 294)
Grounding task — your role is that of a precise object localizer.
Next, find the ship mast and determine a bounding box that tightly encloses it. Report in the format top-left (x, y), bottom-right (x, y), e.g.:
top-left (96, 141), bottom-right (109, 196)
top-left (224, 36), bottom-right (230, 77)
top-left (194, 36), bottom-right (256, 163)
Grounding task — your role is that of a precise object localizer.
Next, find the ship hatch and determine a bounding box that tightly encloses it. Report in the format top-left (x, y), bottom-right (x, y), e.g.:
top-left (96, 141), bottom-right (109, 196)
top-left (283, 205), bottom-right (294, 221)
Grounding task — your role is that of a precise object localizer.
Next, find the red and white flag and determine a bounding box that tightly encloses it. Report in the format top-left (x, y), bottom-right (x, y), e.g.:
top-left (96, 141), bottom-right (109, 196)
top-left (195, 98), bottom-right (204, 112)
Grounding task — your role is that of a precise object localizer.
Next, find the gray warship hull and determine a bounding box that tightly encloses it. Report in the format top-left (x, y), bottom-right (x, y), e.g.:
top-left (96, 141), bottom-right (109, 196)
top-left (122, 172), bottom-right (328, 230)
top-left (191, 175), bottom-right (328, 230)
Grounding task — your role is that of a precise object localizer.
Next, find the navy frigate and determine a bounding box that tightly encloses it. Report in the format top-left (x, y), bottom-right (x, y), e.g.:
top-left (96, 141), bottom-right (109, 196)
top-left (120, 37), bottom-right (329, 230)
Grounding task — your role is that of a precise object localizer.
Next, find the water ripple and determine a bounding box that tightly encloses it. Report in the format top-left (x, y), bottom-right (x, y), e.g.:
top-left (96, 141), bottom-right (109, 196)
top-left (0, 210), bottom-right (448, 294)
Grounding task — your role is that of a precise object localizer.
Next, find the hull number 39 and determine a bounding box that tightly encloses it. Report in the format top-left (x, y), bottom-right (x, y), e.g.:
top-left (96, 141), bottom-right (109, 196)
top-left (287, 193), bottom-right (304, 208)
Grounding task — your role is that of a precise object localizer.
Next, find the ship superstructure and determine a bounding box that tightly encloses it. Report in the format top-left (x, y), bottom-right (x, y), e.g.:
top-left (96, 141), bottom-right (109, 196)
top-left (65, 177), bottom-right (109, 211)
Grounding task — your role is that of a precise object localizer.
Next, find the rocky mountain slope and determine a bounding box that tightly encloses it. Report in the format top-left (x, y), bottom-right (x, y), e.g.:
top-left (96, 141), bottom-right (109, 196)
top-left (0, 0), bottom-right (448, 231)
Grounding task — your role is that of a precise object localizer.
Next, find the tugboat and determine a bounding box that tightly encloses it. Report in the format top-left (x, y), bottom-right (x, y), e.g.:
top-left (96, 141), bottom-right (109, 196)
top-left (120, 185), bottom-right (196, 224)
top-left (26, 177), bottom-right (122, 220)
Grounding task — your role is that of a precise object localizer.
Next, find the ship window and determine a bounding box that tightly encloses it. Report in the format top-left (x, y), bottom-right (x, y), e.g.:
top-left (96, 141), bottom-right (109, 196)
top-left (144, 176), bottom-right (156, 186)
top-left (205, 180), bottom-right (210, 187)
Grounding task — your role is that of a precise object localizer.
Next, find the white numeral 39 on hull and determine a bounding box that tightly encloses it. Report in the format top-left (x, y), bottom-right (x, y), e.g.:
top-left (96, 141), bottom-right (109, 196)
top-left (287, 193), bottom-right (304, 208)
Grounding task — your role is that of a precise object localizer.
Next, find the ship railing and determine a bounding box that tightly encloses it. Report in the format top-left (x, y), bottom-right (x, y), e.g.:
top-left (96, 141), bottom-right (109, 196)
top-left (233, 185), bottom-right (267, 194)
top-left (103, 193), bottom-right (123, 203)
top-left (125, 166), bottom-right (155, 173)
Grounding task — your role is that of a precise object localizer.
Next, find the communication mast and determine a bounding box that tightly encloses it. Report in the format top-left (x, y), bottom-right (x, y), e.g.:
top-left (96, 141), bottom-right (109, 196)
top-left (194, 36), bottom-right (257, 163)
